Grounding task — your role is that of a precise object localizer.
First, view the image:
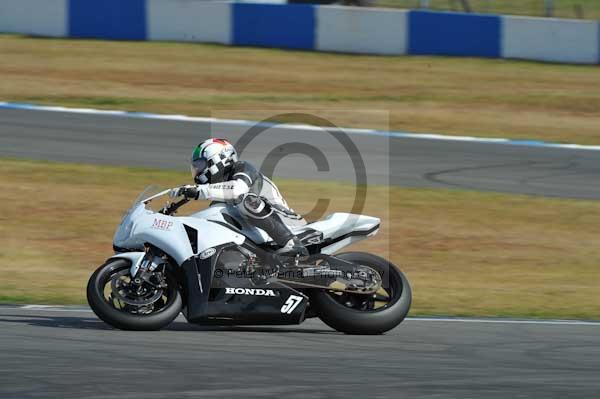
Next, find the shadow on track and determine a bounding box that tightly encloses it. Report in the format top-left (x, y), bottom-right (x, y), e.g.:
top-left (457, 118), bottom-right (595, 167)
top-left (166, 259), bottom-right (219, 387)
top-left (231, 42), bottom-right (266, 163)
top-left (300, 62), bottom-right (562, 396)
top-left (0, 314), bottom-right (336, 334)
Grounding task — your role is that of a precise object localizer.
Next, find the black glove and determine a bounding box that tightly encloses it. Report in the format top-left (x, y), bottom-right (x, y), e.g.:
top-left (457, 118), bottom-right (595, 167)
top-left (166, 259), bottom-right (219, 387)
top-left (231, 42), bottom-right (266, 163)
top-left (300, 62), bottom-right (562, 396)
top-left (169, 185), bottom-right (199, 200)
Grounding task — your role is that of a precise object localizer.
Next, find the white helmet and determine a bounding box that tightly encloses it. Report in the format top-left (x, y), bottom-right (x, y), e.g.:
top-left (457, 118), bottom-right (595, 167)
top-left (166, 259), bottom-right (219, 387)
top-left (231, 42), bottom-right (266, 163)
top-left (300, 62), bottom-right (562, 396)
top-left (190, 138), bottom-right (238, 184)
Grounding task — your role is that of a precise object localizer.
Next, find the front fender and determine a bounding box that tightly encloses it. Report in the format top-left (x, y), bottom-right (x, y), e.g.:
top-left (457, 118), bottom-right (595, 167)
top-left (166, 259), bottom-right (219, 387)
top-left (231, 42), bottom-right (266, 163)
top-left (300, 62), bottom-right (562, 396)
top-left (109, 252), bottom-right (145, 276)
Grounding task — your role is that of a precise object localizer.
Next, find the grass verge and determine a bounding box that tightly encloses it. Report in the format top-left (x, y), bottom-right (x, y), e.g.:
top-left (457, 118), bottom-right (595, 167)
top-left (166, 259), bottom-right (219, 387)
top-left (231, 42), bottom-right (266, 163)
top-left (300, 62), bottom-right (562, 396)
top-left (1, 35), bottom-right (600, 144)
top-left (1, 158), bottom-right (599, 319)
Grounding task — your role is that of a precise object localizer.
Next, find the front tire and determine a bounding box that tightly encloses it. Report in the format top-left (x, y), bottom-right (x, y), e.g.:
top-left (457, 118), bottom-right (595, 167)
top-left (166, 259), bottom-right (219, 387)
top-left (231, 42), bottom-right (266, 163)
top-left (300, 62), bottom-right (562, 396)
top-left (311, 252), bottom-right (411, 334)
top-left (87, 258), bottom-right (182, 331)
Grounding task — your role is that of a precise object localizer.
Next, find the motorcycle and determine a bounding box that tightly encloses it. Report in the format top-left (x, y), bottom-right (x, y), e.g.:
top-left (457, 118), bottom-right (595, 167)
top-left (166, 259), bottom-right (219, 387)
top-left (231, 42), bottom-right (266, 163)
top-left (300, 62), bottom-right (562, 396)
top-left (87, 186), bottom-right (412, 334)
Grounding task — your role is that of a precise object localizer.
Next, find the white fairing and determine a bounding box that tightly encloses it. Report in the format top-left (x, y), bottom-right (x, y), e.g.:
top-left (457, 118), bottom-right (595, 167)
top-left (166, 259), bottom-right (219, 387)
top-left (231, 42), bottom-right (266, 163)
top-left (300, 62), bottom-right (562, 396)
top-left (306, 213), bottom-right (380, 254)
top-left (304, 213), bottom-right (379, 240)
top-left (114, 203), bottom-right (245, 265)
top-left (191, 204), bottom-right (272, 244)
top-left (192, 205), bottom-right (380, 254)
top-left (113, 190), bottom-right (380, 266)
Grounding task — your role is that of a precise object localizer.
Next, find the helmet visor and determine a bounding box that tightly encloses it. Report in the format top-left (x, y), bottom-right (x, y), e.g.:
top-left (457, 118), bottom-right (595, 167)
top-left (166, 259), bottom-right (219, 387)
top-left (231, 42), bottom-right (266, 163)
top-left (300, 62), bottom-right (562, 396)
top-left (190, 158), bottom-right (208, 180)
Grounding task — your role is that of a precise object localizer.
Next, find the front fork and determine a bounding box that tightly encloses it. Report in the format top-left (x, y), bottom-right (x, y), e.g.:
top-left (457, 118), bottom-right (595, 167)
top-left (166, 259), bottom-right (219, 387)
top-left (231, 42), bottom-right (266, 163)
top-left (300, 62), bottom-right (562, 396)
top-left (130, 246), bottom-right (166, 276)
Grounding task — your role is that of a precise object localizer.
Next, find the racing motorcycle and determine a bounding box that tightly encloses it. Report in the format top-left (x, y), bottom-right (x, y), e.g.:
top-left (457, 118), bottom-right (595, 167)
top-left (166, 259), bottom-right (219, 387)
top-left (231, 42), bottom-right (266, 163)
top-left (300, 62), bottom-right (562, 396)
top-left (87, 187), bottom-right (411, 334)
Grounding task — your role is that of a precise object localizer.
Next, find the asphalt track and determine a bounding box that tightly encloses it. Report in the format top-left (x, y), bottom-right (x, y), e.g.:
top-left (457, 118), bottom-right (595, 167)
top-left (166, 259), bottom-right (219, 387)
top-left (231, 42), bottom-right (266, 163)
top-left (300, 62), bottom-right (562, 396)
top-left (1, 108), bottom-right (600, 199)
top-left (1, 306), bottom-right (599, 399)
top-left (2, 108), bottom-right (600, 398)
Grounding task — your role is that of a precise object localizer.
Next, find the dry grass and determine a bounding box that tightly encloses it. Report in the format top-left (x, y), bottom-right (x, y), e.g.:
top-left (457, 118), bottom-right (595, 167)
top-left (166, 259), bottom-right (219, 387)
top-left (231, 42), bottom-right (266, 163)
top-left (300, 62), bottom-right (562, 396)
top-left (1, 158), bottom-right (599, 319)
top-left (1, 35), bottom-right (600, 144)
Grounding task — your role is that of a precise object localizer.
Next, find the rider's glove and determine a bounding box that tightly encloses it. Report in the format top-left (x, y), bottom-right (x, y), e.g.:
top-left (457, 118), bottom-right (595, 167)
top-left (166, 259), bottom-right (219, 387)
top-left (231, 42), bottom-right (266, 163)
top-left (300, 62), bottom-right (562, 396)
top-left (169, 184), bottom-right (210, 200)
top-left (169, 185), bottom-right (200, 200)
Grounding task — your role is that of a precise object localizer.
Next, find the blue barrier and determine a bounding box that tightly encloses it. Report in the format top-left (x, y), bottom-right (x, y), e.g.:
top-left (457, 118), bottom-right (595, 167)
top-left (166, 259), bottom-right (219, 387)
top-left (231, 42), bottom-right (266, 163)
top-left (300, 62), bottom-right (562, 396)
top-left (1, 2), bottom-right (596, 64)
top-left (408, 10), bottom-right (501, 58)
top-left (232, 4), bottom-right (315, 50)
top-left (69, 0), bottom-right (146, 40)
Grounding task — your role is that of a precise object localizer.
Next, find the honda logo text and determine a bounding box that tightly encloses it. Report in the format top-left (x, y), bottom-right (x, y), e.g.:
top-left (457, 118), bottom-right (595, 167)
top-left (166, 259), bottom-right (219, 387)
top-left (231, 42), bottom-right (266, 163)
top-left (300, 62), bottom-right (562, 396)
top-left (225, 287), bottom-right (277, 297)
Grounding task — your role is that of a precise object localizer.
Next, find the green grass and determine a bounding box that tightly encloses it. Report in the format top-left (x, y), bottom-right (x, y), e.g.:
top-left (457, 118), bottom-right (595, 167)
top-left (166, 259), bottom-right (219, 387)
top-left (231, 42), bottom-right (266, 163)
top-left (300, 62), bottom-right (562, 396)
top-left (378, 0), bottom-right (600, 20)
top-left (2, 35), bottom-right (600, 144)
top-left (1, 158), bottom-right (599, 319)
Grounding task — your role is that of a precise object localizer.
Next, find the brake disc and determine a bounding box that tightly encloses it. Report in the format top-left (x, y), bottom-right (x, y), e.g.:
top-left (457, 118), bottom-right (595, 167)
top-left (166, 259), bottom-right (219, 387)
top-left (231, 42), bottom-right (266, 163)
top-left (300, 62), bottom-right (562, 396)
top-left (110, 269), bottom-right (163, 306)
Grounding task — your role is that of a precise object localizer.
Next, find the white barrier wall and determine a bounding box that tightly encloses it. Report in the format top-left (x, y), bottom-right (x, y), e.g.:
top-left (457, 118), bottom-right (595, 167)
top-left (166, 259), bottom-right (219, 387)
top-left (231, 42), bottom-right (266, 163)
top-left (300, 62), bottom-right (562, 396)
top-left (316, 7), bottom-right (408, 55)
top-left (147, 0), bottom-right (231, 44)
top-left (503, 16), bottom-right (599, 64)
top-left (0, 0), bottom-right (67, 37)
top-left (0, 3), bottom-right (598, 65)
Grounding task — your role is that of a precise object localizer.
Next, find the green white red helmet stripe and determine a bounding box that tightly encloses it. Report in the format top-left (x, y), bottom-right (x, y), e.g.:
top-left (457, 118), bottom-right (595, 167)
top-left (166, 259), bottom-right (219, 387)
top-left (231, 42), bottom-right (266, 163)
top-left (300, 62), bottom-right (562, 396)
top-left (191, 138), bottom-right (237, 184)
top-left (192, 138), bottom-right (231, 161)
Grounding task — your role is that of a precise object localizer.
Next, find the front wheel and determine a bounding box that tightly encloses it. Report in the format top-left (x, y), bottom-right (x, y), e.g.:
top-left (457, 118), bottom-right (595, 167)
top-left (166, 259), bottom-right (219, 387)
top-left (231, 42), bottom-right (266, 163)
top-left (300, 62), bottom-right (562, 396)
top-left (87, 258), bottom-right (182, 330)
top-left (310, 252), bottom-right (411, 334)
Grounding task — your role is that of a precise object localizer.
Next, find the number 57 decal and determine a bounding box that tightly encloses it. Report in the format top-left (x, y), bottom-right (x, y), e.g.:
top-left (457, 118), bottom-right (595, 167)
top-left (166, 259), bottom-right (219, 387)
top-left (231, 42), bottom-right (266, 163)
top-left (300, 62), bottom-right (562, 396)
top-left (281, 295), bottom-right (303, 314)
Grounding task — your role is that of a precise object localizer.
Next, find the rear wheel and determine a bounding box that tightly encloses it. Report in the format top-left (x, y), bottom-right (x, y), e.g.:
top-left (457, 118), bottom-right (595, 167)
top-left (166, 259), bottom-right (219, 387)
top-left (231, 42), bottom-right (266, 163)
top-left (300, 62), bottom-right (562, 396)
top-left (310, 252), bottom-right (411, 334)
top-left (87, 258), bottom-right (182, 330)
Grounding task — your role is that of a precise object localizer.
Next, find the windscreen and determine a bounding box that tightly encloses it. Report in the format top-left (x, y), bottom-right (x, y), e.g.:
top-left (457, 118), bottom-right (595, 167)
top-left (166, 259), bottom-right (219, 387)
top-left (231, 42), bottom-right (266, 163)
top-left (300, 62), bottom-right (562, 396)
top-left (122, 185), bottom-right (165, 218)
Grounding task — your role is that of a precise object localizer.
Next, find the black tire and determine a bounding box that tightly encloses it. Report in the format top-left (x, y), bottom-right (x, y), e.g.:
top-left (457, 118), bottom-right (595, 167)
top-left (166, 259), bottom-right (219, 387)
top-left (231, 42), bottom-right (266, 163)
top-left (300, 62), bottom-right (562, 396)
top-left (311, 252), bottom-right (411, 334)
top-left (87, 258), bottom-right (182, 331)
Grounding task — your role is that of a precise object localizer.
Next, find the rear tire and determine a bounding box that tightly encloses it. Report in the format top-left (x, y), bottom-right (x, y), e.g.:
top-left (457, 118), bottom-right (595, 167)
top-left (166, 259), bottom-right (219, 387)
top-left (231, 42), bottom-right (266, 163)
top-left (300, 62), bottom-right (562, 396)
top-left (311, 252), bottom-right (411, 334)
top-left (87, 259), bottom-right (182, 331)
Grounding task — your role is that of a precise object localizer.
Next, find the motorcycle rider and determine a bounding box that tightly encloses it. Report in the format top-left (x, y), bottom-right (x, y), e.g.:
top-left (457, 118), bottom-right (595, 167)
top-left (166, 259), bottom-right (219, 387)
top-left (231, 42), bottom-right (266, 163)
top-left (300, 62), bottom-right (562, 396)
top-left (169, 138), bottom-right (309, 258)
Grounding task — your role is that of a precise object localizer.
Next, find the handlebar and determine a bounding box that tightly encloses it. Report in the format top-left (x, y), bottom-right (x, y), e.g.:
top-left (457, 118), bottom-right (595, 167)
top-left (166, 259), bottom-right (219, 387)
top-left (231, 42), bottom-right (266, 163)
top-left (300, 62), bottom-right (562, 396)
top-left (159, 197), bottom-right (190, 216)
top-left (141, 187), bottom-right (196, 216)
top-left (142, 189), bottom-right (172, 204)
